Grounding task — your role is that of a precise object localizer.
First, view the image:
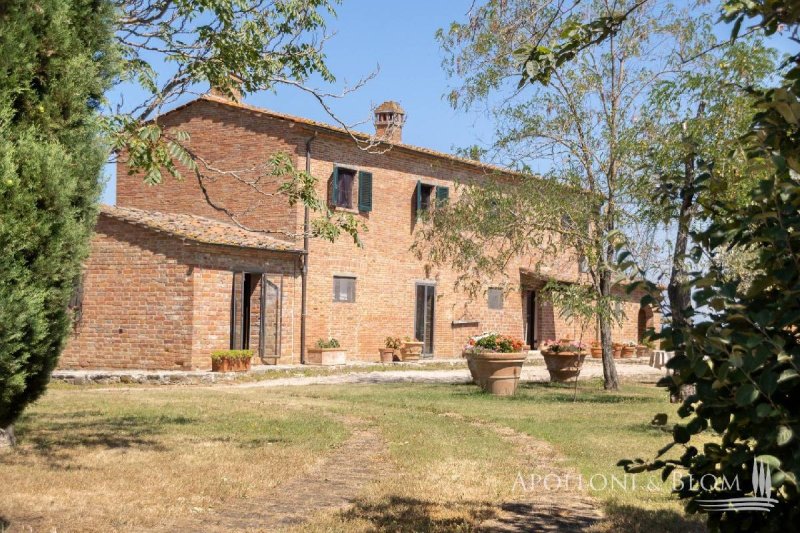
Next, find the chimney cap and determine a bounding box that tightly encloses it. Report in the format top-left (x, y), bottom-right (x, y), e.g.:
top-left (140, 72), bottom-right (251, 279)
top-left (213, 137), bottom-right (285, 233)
top-left (374, 101), bottom-right (405, 114)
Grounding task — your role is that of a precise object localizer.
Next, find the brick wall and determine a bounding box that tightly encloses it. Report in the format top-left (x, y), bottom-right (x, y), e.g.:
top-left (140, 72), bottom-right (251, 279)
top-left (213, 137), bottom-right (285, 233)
top-left (62, 215), bottom-right (300, 370)
top-left (110, 98), bottom-right (656, 366)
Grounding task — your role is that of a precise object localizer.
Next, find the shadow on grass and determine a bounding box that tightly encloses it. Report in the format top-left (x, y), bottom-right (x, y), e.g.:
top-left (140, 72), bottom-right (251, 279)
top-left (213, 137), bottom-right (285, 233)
top-left (3, 412), bottom-right (196, 466)
top-left (601, 502), bottom-right (706, 533)
top-left (339, 496), bottom-right (602, 532)
top-left (339, 496), bottom-right (496, 531)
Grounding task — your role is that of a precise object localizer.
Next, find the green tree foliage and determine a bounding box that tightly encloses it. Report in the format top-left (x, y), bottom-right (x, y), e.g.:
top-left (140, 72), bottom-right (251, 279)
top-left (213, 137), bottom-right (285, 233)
top-left (109, 0), bottom-right (365, 244)
top-left (421, 0), bottom-right (725, 390)
top-left (0, 0), bottom-right (118, 431)
top-left (536, 0), bottom-right (800, 530)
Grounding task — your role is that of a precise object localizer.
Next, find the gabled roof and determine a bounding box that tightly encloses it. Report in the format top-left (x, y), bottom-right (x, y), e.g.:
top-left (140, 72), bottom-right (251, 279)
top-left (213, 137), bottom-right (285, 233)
top-left (100, 204), bottom-right (302, 253)
top-left (158, 94), bottom-right (529, 180)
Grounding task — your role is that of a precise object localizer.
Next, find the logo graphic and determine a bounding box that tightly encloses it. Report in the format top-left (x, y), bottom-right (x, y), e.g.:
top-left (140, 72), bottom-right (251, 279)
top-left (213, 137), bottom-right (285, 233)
top-left (696, 459), bottom-right (778, 512)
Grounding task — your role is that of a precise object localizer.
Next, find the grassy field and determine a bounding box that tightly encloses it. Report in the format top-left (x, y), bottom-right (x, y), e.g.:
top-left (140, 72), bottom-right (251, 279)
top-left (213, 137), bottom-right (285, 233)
top-left (0, 378), bottom-right (706, 532)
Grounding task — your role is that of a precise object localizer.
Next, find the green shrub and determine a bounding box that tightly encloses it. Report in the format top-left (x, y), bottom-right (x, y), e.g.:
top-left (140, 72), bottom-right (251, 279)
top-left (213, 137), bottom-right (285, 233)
top-left (210, 350), bottom-right (253, 360)
top-left (0, 0), bottom-right (118, 430)
top-left (315, 338), bottom-right (340, 349)
top-left (385, 336), bottom-right (402, 349)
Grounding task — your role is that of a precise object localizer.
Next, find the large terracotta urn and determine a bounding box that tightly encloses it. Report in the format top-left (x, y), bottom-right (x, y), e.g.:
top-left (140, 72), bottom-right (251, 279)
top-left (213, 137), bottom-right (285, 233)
top-left (465, 351), bottom-right (526, 396)
top-left (541, 351), bottom-right (587, 382)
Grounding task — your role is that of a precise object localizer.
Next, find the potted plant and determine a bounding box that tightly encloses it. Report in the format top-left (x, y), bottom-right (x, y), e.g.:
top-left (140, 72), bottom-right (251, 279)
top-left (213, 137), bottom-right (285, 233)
top-left (589, 341), bottom-right (602, 358)
top-left (635, 343), bottom-right (648, 357)
top-left (612, 342), bottom-right (623, 358)
top-left (400, 336), bottom-right (424, 361)
top-left (540, 340), bottom-right (588, 382)
top-left (463, 332), bottom-right (526, 396)
top-left (621, 340), bottom-right (637, 358)
top-left (306, 338), bottom-right (346, 366)
top-left (211, 349), bottom-right (253, 372)
top-left (380, 336), bottom-right (401, 363)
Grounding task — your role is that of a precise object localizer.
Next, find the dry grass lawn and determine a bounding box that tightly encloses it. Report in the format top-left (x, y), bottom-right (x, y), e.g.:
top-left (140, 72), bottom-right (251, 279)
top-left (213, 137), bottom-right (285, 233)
top-left (0, 378), bottom-right (707, 532)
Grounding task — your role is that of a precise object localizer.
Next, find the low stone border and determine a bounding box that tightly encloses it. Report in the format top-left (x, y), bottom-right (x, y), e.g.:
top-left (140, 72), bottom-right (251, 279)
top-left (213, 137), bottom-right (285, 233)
top-left (51, 359), bottom-right (470, 386)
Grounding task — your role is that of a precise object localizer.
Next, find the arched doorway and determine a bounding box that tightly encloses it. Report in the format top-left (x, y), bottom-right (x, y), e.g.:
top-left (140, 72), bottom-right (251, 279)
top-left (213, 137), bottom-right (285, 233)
top-left (637, 305), bottom-right (654, 343)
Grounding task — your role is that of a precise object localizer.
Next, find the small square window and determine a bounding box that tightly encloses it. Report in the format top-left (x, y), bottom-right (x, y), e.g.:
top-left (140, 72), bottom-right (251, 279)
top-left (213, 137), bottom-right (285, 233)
top-left (488, 287), bottom-right (503, 310)
top-left (333, 276), bottom-right (356, 302)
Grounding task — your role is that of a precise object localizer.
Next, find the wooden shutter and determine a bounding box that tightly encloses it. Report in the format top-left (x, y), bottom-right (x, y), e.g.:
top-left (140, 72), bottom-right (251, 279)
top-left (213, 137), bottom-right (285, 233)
top-left (358, 171), bottom-right (373, 212)
top-left (331, 166), bottom-right (340, 206)
top-left (436, 186), bottom-right (449, 205)
top-left (415, 180), bottom-right (422, 214)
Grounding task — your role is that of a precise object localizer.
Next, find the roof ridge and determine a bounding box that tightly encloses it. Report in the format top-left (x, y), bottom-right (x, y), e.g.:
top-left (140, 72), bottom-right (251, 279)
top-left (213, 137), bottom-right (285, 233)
top-left (159, 94), bottom-right (530, 179)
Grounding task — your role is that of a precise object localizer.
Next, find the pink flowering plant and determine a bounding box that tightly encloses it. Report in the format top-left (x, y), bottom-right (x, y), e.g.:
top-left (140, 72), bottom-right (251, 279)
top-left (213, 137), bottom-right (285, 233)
top-left (464, 332), bottom-right (524, 354)
top-left (540, 339), bottom-right (587, 354)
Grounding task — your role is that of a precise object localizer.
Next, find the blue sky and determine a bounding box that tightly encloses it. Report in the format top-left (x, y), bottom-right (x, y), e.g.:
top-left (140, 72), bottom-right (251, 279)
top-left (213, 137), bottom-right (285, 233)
top-left (102, 0), bottom-right (484, 203)
top-left (101, 0), bottom-right (797, 205)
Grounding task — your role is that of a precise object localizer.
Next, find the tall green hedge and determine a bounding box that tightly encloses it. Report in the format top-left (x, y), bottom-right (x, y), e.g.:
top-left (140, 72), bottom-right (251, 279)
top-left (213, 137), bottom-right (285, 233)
top-left (0, 0), bottom-right (117, 428)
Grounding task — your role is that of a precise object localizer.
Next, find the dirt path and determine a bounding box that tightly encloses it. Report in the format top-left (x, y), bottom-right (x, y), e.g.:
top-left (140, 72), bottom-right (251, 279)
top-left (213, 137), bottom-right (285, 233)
top-left (440, 413), bottom-right (602, 532)
top-left (172, 416), bottom-right (388, 532)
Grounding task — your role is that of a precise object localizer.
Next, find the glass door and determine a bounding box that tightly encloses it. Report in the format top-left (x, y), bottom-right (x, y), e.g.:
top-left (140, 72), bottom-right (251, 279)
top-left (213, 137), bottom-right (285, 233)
top-left (415, 283), bottom-right (435, 356)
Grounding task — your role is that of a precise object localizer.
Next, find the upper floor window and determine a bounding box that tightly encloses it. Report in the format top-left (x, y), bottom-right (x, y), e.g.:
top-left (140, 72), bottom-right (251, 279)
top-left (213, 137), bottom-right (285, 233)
top-left (333, 276), bottom-right (356, 302)
top-left (331, 166), bottom-right (372, 212)
top-left (488, 287), bottom-right (503, 310)
top-left (415, 181), bottom-right (449, 215)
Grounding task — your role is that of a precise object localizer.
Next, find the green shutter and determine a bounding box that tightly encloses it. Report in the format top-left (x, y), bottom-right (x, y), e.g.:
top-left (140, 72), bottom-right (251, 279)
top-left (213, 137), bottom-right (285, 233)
top-left (358, 171), bottom-right (373, 212)
top-left (436, 186), bottom-right (449, 205)
top-left (331, 166), bottom-right (339, 205)
top-left (416, 180), bottom-right (422, 214)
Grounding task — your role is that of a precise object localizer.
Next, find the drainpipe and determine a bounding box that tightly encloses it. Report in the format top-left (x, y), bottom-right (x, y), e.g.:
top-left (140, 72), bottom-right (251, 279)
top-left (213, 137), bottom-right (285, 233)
top-left (300, 132), bottom-right (317, 364)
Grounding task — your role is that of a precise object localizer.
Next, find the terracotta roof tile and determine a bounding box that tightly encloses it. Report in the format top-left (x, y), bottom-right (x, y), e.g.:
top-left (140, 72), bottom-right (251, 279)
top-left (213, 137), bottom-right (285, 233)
top-left (100, 204), bottom-right (302, 253)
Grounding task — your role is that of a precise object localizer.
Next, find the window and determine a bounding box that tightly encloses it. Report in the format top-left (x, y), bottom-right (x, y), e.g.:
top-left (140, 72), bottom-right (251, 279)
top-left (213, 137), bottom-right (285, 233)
top-left (415, 181), bottom-right (449, 215)
top-left (331, 167), bottom-right (373, 211)
top-left (333, 276), bottom-right (356, 302)
top-left (332, 168), bottom-right (355, 208)
top-left (488, 287), bottom-right (503, 310)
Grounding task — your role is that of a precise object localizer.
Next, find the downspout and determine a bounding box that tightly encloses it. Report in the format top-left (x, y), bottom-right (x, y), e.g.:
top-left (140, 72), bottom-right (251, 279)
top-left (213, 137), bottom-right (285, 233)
top-left (300, 132), bottom-right (317, 364)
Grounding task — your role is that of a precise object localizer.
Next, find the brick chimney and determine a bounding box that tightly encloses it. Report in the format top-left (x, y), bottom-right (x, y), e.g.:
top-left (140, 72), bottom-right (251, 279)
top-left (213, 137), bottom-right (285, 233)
top-left (208, 74), bottom-right (243, 103)
top-left (374, 101), bottom-right (405, 143)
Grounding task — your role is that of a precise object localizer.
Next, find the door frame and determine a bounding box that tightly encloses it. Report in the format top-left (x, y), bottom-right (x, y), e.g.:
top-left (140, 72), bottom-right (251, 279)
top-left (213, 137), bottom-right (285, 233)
top-left (414, 281), bottom-right (436, 357)
top-left (525, 290), bottom-right (538, 349)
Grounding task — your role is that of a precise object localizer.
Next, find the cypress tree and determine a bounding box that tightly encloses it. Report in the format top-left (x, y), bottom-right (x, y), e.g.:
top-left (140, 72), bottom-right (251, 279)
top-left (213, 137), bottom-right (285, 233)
top-left (0, 0), bottom-right (118, 442)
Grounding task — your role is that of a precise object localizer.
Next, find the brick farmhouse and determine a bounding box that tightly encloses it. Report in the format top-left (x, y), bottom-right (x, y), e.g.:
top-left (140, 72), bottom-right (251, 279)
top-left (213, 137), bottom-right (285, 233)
top-left (60, 93), bottom-right (658, 370)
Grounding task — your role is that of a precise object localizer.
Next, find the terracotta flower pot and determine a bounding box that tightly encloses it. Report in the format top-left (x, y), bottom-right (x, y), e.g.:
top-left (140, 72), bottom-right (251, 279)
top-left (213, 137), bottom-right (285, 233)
top-left (465, 351), bottom-right (525, 396)
top-left (306, 348), bottom-right (347, 366)
top-left (211, 357), bottom-right (251, 373)
top-left (379, 348), bottom-right (395, 363)
top-left (466, 356), bottom-right (481, 385)
top-left (401, 341), bottom-right (423, 361)
top-left (635, 345), bottom-right (647, 357)
top-left (590, 346), bottom-right (602, 358)
top-left (621, 346), bottom-right (636, 358)
top-left (541, 351), bottom-right (587, 382)
top-left (612, 344), bottom-right (623, 359)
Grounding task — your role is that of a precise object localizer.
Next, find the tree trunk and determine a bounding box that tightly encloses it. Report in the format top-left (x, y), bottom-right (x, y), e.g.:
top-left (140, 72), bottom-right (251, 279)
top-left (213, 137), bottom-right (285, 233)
top-left (667, 115), bottom-right (702, 402)
top-left (599, 269), bottom-right (619, 390)
top-left (0, 424), bottom-right (15, 448)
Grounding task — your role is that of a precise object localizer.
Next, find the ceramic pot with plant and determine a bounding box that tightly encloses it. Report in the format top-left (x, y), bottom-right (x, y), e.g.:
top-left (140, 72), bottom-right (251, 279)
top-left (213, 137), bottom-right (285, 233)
top-left (380, 336), bottom-right (401, 363)
top-left (635, 344), bottom-right (647, 357)
top-left (590, 341), bottom-right (602, 358)
top-left (463, 332), bottom-right (526, 396)
top-left (621, 341), bottom-right (636, 358)
top-left (612, 342), bottom-right (623, 358)
top-left (400, 336), bottom-right (424, 361)
top-left (540, 340), bottom-right (588, 382)
top-left (306, 338), bottom-right (346, 365)
top-left (211, 349), bottom-right (253, 372)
